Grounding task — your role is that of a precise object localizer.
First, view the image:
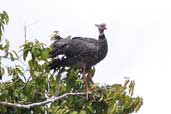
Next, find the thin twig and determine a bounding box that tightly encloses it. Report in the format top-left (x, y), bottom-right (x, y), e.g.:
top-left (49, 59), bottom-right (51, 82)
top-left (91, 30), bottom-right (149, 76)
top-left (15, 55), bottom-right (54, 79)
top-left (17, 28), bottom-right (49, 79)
top-left (0, 92), bottom-right (90, 109)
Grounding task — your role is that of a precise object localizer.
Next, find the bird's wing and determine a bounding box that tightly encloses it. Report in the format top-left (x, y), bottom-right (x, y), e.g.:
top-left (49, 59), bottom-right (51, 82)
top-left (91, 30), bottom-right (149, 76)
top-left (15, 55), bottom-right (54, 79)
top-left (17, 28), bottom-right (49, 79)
top-left (51, 38), bottom-right (71, 57)
top-left (63, 37), bottom-right (99, 56)
top-left (51, 37), bottom-right (99, 57)
top-left (72, 37), bottom-right (98, 43)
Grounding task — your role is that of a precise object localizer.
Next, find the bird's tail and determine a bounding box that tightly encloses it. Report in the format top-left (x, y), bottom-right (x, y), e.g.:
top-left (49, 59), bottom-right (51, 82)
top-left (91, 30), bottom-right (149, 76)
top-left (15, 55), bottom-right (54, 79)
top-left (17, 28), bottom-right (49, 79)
top-left (49, 58), bottom-right (69, 70)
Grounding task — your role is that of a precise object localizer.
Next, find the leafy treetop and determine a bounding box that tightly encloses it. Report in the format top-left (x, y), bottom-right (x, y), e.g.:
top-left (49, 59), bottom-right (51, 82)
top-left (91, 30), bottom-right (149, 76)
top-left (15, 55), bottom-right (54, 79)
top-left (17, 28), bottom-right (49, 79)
top-left (0, 11), bottom-right (143, 114)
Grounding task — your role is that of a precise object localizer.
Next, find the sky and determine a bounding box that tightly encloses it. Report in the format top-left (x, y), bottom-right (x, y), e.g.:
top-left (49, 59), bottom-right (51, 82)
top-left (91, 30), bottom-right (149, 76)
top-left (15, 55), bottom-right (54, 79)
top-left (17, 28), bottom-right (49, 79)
top-left (1, 0), bottom-right (171, 113)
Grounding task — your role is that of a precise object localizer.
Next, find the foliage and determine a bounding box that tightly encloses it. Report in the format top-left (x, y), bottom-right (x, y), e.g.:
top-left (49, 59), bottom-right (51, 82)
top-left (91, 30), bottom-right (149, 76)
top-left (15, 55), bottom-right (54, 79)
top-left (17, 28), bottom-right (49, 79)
top-left (0, 11), bottom-right (143, 114)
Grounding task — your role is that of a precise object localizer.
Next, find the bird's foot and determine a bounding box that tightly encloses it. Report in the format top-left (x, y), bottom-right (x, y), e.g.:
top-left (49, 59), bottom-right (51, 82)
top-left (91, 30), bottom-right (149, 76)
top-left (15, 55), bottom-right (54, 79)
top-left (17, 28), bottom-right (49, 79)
top-left (85, 89), bottom-right (97, 101)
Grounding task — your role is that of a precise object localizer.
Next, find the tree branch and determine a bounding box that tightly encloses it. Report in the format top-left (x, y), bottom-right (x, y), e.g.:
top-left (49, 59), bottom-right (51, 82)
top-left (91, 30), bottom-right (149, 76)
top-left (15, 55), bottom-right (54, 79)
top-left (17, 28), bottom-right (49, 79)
top-left (0, 92), bottom-right (90, 109)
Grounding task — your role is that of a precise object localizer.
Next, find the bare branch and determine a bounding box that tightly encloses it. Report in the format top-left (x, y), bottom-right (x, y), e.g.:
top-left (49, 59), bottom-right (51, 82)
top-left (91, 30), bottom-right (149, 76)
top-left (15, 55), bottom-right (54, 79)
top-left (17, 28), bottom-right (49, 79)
top-left (0, 92), bottom-right (90, 109)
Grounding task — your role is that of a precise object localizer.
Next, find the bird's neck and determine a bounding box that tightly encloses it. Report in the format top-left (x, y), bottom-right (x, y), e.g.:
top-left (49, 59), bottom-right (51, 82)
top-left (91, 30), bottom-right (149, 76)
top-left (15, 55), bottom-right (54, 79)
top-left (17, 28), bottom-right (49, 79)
top-left (99, 33), bottom-right (105, 40)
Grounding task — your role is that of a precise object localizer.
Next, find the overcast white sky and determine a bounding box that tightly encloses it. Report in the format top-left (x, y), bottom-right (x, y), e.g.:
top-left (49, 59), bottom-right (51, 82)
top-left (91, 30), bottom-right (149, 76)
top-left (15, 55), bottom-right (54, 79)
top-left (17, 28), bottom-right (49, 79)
top-left (1, 0), bottom-right (171, 113)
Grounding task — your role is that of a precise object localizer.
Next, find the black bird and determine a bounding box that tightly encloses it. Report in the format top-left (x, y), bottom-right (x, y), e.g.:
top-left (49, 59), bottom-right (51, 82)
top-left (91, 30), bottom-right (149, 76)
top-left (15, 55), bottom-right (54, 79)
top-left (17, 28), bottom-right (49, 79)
top-left (49, 23), bottom-right (108, 99)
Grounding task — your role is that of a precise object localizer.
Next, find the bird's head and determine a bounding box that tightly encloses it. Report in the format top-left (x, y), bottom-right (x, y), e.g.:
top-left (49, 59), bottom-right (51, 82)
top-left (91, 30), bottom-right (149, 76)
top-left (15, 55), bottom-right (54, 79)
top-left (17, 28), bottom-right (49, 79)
top-left (95, 23), bottom-right (107, 34)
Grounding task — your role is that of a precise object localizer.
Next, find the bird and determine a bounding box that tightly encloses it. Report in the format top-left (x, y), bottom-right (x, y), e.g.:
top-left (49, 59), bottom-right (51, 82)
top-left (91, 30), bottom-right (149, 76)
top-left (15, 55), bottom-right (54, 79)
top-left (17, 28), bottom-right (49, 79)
top-left (49, 23), bottom-right (108, 99)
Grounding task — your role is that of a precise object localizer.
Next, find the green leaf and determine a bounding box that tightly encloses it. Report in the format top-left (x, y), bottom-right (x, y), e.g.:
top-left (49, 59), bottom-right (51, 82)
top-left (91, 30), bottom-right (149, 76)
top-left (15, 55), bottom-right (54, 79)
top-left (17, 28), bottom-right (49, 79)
top-left (70, 111), bottom-right (78, 114)
top-left (3, 39), bottom-right (10, 52)
top-left (23, 48), bottom-right (29, 61)
top-left (41, 48), bottom-right (49, 59)
top-left (79, 110), bottom-right (86, 114)
top-left (0, 29), bottom-right (2, 39)
top-left (2, 11), bottom-right (9, 24)
top-left (0, 11), bottom-right (9, 40)
top-left (7, 67), bottom-right (13, 76)
top-left (9, 52), bottom-right (14, 61)
top-left (124, 79), bottom-right (130, 87)
top-left (12, 50), bottom-right (19, 59)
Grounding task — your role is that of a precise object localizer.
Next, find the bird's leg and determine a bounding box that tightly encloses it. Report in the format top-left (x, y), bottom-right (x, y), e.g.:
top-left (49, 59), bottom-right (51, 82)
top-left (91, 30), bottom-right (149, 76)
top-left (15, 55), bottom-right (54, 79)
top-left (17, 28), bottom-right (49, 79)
top-left (87, 68), bottom-right (96, 101)
top-left (82, 65), bottom-right (89, 100)
top-left (87, 68), bottom-right (94, 84)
